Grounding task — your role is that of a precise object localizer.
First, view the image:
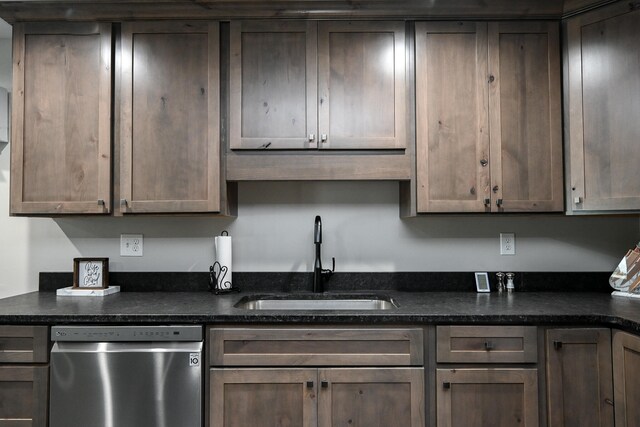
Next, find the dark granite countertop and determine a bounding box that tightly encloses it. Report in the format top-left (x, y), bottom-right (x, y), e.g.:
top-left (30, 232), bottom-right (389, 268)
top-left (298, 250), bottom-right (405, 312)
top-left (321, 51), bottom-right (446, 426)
top-left (1, 290), bottom-right (640, 333)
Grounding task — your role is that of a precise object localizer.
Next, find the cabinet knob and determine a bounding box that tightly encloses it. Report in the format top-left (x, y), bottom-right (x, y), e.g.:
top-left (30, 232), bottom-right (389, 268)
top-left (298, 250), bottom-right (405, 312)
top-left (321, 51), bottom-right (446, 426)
top-left (605, 398), bottom-right (614, 406)
top-left (496, 199), bottom-right (503, 207)
top-left (492, 185), bottom-right (499, 193)
top-left (488, 75), bottom-right (495, 83)
top-left (443, 382), bottom-right (451, 390)
top-left (97, 199), bottom-right (105, 206)
top-left (309, 134), bottom-right (315, 142)
top-left (480, 159), bottom-right (488, 167)
top-left (484, 341), bottom-right (494, 351)
top-left (484, 198), bottom-right (491, 207)
top-left (120, 199), bottom-right (128, 207)
top-left (306, 381), bottom-right (314, 389)
top-left (320, 134), bottom-right (328, 143)
top-left (553, 340), bottom-right (563, 350)
top-left (321, 380), bottom-right (329, 388)
top-left (574, 196), bottom-right (583, 204)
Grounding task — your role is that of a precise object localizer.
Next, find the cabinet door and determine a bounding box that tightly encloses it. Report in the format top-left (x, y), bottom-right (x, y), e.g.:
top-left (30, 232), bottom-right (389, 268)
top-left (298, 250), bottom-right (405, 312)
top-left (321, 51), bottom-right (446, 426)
top-left (488, 21), bottom-right (563, 212)
top-left (613, 330), bottom-right (640, 427)
top-left (230, 21), bottom-right (317, 150)
top-left (0, 366), bottom-right (48, 427)
top-left (546, 328), bottom-right (613, 427)
top-left (120, 22), bottom-right (220, 213)
top-left (318, 21), bottom-right (406, 150)
top-left (210, 368), bottom-right (317, 427)
top-left (318, 368), bottom-right (424, 427)
top-left (437, 368), bottom-right (538, 427)
top-left (10, 23), bottom-right (112, 215)
top-left (566, 3), bottom-right (640, 212)
top-left (415, 22), bottom-right (489, 213)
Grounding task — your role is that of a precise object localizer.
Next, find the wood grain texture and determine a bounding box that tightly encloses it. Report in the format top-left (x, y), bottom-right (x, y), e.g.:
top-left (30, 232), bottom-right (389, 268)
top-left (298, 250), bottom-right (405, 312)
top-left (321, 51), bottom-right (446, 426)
top-left (415, 21), bottom-right (489, 213)
top-left (488, 21), bottom-right (563, 212)
top-left (0, 326), bottom-right (48, 364)
top-left (0, 0), bottom-right (580, 22)
top-left (230, 21), bottom-right (317, 149)
top-left (567, 5), bottom-right (640, 212)
top-left (10, 22), bottom-right (111, 215)
top-left (318, 368), bottom-right (425, 427)
top-left (0, 365), bottom-right (48, 427)
top-left (318, 21), bottom-right (406, 149)
top-left (436, 368), bottom-right (538, 427)
top-left (209, 327), bottom-right (424, 366)
top-left (613, 330), bottom-right (640, 427)
top-left (210, 368), bottom-right (317, 427)
top-left (437, 325), bottom-right (537, 363)
top-left (546, 328), bottom-right (613, 427)
top-left (120, 21), bottom-right (221, 213)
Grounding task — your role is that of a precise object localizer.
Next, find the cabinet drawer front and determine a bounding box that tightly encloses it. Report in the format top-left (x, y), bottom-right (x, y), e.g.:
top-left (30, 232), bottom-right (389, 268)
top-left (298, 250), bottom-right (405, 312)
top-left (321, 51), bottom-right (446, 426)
top-left (437, 326), bottom-right (537, 363)
top-left (0, 326), bottom-right (48, 364)
top-left (209, 328), bottom-right (424, 366)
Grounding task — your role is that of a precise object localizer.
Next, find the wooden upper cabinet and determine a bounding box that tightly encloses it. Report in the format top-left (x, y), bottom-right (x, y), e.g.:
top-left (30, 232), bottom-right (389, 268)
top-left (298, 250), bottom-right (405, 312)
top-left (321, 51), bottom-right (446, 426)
top-left (120, 21), bottom-right (221, 213)
top-left (416, 21), bottom-right (562, 213)
top-left (229, 20), bottom-right (406, 151)
top-left (565, 3), bottom-right (640, 213)
top-left (318, 21), bottom-right (406, 150)
top-left (488, 21), bottom-right (563, 212)
top-left (230, 21), bottom-right (317, 150)
top-left (10, 23), bottom-right (112, 215)
top-left (415, 22), bottom-right (490, 213)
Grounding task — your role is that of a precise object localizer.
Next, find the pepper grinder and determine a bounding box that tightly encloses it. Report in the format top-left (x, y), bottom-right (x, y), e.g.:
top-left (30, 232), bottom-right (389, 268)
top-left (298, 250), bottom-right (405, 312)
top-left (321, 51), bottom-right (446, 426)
top-left (496, 272), bottom-right (505, 293)
top-left (506, 272), bottom-right (515, 293)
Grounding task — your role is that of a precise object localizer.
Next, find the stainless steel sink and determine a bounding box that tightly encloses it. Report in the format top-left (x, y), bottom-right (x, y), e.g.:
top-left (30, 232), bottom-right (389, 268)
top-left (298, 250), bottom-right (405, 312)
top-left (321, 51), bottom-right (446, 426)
top-left (234, 295), bottom-right (398, 310)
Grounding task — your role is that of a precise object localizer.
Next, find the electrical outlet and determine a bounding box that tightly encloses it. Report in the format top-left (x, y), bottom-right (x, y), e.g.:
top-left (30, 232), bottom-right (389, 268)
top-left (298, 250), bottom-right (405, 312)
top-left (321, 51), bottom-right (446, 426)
top-left (500, 233), bottom-right (515, 255)
top-left (121, 234), bottom-right (143, 257)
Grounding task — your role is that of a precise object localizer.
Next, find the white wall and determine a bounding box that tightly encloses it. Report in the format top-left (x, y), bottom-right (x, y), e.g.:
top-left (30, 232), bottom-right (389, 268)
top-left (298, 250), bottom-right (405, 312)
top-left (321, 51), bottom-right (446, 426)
top-left (0, 20), bottom-right (638, 298)
top-left (0, 38), bottom-right (11, 90)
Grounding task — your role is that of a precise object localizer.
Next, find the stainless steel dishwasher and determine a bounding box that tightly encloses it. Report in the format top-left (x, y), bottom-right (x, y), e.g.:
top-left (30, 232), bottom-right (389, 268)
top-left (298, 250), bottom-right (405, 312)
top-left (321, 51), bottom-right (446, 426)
top-left (50, 325), bottom-right (203, 427)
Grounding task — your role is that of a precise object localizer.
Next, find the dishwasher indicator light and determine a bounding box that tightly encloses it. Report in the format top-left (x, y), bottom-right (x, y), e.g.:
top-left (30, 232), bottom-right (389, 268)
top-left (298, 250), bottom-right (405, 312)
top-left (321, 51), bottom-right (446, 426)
top-left (189, 353), bottom-right (200, 367)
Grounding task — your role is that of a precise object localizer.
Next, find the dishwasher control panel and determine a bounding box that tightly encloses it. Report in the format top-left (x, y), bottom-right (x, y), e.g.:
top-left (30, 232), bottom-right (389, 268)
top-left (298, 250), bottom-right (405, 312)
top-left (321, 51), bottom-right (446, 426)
top-left (51, 325), bottom-right (203, 342)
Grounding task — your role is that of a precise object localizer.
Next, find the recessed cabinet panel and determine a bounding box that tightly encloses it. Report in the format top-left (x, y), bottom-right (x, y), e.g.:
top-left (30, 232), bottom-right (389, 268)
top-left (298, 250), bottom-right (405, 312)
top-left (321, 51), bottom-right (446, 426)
top-left (613, 330), bottom-right (640, 427)
top-left (415, 22), bottom-right (489, 212)
top-left (488, 22), bottom-right (563, 212)
top-left (11, 23), bottom-right (112, 215)
top-left (566, 4), bottom-right (640, 212)
top-left (230, 21), bottom-right (317, 149)
top-left (318, 21), bottom-right (406, 149)
top-left (120, 22), bottom-right (221, 213)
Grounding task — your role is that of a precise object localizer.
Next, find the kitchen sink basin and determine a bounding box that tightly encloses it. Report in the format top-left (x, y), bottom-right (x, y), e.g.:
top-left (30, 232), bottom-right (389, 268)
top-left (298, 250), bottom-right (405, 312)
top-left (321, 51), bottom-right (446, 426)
top-left (234, 294), bottom-right (398, 310)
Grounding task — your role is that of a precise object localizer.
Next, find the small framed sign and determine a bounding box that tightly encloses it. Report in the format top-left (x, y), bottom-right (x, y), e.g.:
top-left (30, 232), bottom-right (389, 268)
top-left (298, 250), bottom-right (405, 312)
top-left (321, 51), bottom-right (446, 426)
top-left (475, 272), bottom-right (490, 293)
top-left (73, 258), bottom-right (109, 289)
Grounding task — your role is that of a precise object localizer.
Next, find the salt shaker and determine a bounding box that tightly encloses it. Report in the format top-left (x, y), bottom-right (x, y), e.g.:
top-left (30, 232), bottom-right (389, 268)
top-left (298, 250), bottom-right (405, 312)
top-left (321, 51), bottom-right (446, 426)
top-left (496, 272), bottom-right (505, 293)
top-left (506, 272), bottom-right (515, 293)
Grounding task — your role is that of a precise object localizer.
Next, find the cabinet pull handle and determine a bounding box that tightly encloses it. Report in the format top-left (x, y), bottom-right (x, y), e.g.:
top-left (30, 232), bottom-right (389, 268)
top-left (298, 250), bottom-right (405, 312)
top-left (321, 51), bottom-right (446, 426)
top-left (320, 134), bottom-right (328, 143)
top-left (309, 134), bottom-right (315, 142)
top-left (321, 380), bottom-right (329, 388)
top-left (484, 198), bottom-right (491, 207)
top-left (553, 340), bottom-right (562, 350)
top-left (97, 199), bottom-right (105, 206)
top-left (484, 341), bottom-right (494, 351)
top-left (120, 199), bottom-right (128, 207)
top-left (306, 381), bottom-right (314, 389)
top-left (488, 75), bottom-right (495, 83)
top-left (605, 398), bottom-right (614, 406)
top-left (492, 185), bottom-right (499, 193)
top-left (480, 159), bottom-right (488, 167)
top-left (496, 199), bottom-right (503, 207)
top-left (443, 382), bottom-right (451, 390)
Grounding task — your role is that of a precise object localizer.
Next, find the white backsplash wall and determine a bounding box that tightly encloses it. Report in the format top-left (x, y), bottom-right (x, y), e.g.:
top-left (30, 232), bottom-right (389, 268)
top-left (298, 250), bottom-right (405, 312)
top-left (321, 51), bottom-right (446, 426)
top-left (1, 179), bottom-right (638, 298)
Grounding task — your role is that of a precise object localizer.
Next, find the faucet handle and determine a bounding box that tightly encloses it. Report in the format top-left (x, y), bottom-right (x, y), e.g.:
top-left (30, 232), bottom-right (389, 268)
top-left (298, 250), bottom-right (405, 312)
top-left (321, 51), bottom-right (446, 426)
top-left (322, 257), bottom-right (335, 277)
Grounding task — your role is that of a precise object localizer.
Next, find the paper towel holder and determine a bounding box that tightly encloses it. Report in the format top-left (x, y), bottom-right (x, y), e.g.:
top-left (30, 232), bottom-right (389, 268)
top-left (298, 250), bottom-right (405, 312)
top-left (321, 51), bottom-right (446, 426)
top-left (209, 230), bottom-right (241, 295)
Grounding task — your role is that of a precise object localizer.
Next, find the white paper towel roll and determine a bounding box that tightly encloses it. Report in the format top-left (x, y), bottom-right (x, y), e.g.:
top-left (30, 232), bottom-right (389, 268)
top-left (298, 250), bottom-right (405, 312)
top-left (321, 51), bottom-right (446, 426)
top-left (214, 235), bottom-right (232, 290)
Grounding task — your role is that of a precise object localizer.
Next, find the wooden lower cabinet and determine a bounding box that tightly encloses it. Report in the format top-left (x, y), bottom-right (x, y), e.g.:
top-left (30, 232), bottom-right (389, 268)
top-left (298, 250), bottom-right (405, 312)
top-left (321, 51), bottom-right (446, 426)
top-left (546, 328), bottom-right (613, 427)
top-left (0, 365), bottom-right (48, 427)
top-left (210, 367), bottom-right (424, 427)
top-left (436, 368), bottom-right (538, 427)
top-left (613, 330), bottom-right (640, 427)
